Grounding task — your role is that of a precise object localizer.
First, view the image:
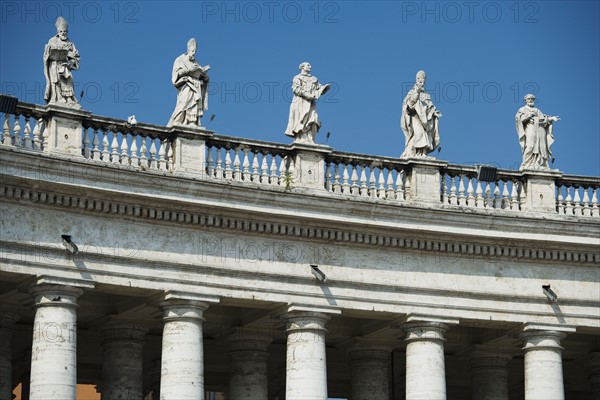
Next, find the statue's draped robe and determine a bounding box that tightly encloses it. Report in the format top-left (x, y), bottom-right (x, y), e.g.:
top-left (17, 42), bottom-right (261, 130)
top-left (43, 35), bottom-right (80, 103)
top-left (168, 54), bottom-right (208, 127)
top-left (400, 87), bottom-right (440, 158)
top-left (285, 74), bottom-right (321, 137)
top-left (515, 106), bottom-right (554, 168)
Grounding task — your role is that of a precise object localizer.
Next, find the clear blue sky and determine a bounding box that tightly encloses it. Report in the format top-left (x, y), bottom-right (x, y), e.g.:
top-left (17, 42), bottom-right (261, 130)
top-left (1, 0), bottom-right (599, 176)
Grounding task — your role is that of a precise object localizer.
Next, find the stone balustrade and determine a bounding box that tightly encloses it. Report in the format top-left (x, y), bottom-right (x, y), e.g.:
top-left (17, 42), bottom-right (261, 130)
top-left (1, 99), bottom-right (599, 218)
top-left (441, 165), bottom-right (524, 211)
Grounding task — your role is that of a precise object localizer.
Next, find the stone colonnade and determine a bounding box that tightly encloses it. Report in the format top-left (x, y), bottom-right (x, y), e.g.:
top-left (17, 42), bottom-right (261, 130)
top-left (0, 282), bottom-right (585, 400)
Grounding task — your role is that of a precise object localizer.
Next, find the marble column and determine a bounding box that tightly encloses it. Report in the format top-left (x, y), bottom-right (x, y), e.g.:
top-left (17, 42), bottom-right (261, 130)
top-left (520, 324), bottom-right (574, 400)
top-left (586, 353), bottom-right (600, 400)
top-left (29, 284), bottom-right (84, 400)
top-left (402, 318), bottom-right (457, 400)
top-left (468, 348), bottom-right (512, 400)
top-left (282, 311), bottom-right (331, 400)
top-left (0, 312), bottom-right (19, 399)
top-left (348, 339), bottom-right (392, 400)
top-left (100, 322), bottom-right (148, 400)
top-left (225, 328), bottom-right (272, 400)
top-left (159, 299), bottom-right (209, 400)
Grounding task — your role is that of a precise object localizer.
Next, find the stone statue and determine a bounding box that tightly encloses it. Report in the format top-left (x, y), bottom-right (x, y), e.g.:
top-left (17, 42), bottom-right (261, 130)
top-left (285, 62), bottom-right (330, 144)
top-left (43, 16), bottom-right (80, 107)
top-left (515, 94), bottom-right (560, 169)
top-left (400, 70), bottom-right (442, 158)
top-left (167, 38), bottom-right (210, 128)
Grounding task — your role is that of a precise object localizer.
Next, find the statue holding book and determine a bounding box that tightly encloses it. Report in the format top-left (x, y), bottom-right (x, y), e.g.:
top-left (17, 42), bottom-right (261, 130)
top-left (43, 16), bottom-right (80, 107)
top-left (167, 38), bottom-right (210, 128)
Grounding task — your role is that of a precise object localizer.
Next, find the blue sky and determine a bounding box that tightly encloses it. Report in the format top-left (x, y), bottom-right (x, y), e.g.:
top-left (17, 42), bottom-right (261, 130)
top-left (1, 0), bottom-right (599, 176)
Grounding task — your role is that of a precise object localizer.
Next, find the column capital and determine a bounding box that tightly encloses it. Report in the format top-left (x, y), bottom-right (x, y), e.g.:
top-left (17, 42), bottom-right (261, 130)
top-left (520, 323), bottom-right (575, 352)
top-left (224, 327), bottom-right (273, 352)
top-left (29, 284), bottom-right (86, 309)
top-left (401, 316), bottom-right (459, 344)
top-left (99, 320), bottom-right (149, 344)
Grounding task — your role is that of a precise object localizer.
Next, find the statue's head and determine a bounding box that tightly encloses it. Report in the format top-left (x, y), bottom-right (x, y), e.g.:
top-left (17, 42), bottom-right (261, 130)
top-left (416, 70), bottom-right (426, 88)
top-left (524, 93), bottom-right (535, 106)
top-left (55, 16), bottom-right (68, 41)
top-left (187, 38), bottom-right (197, 57)
top-left (299, 62), bottom-right (312, 74)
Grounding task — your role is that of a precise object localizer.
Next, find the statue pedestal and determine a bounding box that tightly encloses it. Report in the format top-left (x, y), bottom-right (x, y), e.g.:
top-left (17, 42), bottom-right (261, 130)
top-left (289, 142), bottom-right (332, 191)
top-left (168, 125), bottom-right (213, 177)
top-left (404, 157), bottom-right (448, 207)
top-left (45, 104), bottom-right (91, 156)
top-left (520, 168), bottom-right (562, 213)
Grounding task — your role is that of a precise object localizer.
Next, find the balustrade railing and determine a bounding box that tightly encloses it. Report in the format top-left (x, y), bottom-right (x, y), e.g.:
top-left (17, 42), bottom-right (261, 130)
top-left (441, 166), bottom-right (523, 211)
top-left (556, 176), bottom-right (600, 217)
top-left (81, 116), bottom-right (174, 172)
top-left (205, 136), bottom-right (292, 187)
top-left (2, 98), bottom-right (600, 219)
top-left (325, 152), bottom-right (410, 201)
top-left (1, 102), bottom-right (47, 151)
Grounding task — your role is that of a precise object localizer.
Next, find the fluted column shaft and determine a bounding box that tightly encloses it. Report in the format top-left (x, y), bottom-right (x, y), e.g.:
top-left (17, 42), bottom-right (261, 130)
top-left (226, 328), bottom-right (272, 400)
top-left (403, 321), bottom-right (450, 400)
top-left (159, 299), bottom-right (209, 400)
top-left (100, 323), bottom-right (148, 400)
top-left (29, 285), bottom-right (83, 400)
top-left (283, 311), bottom-right (330, 400)
top-left (521, 329), bottom-right (568, 400)
top-left (0, 313), bottom-right (19, 399)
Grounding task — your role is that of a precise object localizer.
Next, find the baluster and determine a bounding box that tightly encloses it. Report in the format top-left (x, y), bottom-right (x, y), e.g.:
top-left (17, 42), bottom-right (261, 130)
top-left (233, 148), bottom-right (241, 181)
top-left (342, 165), bottom-right (350, 194)
top-left (324, 162), bottom-right (332, 192)
top-left (441, 173), bottom-right (449, 204)
top-left (359, 166), bottom-right (368, 197)
top-left (158, 138), bottom-right (166, 170)
top-left (564, 186), bottom-right (574, 215)
top-left (457, 175), bottom-right (466, 206)
top-left (368, 168), bottom-right (376, 198)
top-left (449, 175), bottom-right (457, 205)
top-left (573, 186), bottom-right (582, 216)
top-left (33, 118), bottom-right (42, 150)
top-left (242, 148), bottom-right (251, 181)
top-left (333, 163), bottom-right (341, 193)
top-left (270, 155), bottom-right (278, 185)
top-left (351, 164), bottom-right (359, 195)
top-left (149, 138), bottom-right (158, 169)
top-left (501, 180), bottom-right (510, 209)
top-left (23, 116), bottom-right (32, 149)
top-left (466, 178), bottom-right (475, 207)
top-left (510, 180), bottom-right (520, 211)
top-left (41, 119), bottom-right (49, 151)
top-left (102, 131), bottom-right (111, 161)
top-left (251, 151), bottom-right (260, 182)
top-left (225, 149), bottom-right (233, 180)
top-left (2, 113), bottom-right (10, 145)
top-left (139, 136), bottom-right (148, 168)
top-left (90, 128), bottom-right (99, 160)
top-left (206, 147), bottom-right (215, 177)
top-left (111, 133), bottom-right (120, 163)
top-left (82, 127), bottom-right (90, 158)
top-left (484, 182), bottom-right (493, 208)
top-left (120, 134), bottom-right (129, 165)
top-left (130, 135), bottom-right (139, 167)
top-left (582, 186), bottom-right (591, 216)
top-left (12, 116), bottom-right (21, 147)
top-left (386, 169), bottom-right (395, 199)
top-left (278, 155), bottom-right (288, 186)
top-left (215, 147), bottom-right (223, 178)
top-left (556, 186), bottom-right (564, 214)
top-left (493, 183), bottom-right (501, 209)
top-left (591, 188), bottom-right (599, 217)
top-left (167, 141), bottom-right (173, 172)
top-left (377, 169), bottom-right (386, 198)
top-left (395, 170), bottom-right (405, 201)
top-left (475, 181), bottom-right (484, 208)
top-left (260, 153), bottom-right (269, 184)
